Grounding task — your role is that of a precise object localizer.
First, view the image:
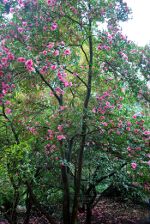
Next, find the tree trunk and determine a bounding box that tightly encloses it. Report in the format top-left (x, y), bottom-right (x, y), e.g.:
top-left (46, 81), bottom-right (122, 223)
top-left (85, 204), bottom-right (92, 224)
top-left (23, 192), bottom-right (32, 224)
top-left (61, 166), bottom-right (71, 224)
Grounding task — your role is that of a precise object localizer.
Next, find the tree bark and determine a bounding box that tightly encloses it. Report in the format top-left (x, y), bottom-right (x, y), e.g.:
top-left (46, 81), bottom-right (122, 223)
top-left (71, 2), bottom-right (93, 222)
top-left (61, 166), bottom-right (71, 224)
top-left (85, 204), bottom-right (92, 224)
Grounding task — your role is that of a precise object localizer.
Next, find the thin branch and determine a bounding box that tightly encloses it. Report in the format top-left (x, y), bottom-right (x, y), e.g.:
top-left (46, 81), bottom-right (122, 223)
top-left (35, 67), bottom-right (62, 106)
top-left (2, 104), bottom-right (20, 144)
top-left (80, 45), bottom-right (89, 64)
top-left (64, 67), bottom-right (88, 88)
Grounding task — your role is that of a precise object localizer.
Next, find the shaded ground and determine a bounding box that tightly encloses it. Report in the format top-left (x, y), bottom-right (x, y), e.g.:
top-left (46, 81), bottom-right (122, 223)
top-left (79, 197), bottom-right (150, 224)
top-left (0, 198), bottom-right (150, 224)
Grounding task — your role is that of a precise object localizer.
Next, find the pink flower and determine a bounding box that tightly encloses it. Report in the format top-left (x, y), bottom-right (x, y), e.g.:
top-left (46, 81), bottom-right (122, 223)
top-left (134, 129), bottom-right (139, 134)
top-left (5, 100), bottom-right (11, 105)
top-left (92, 108), bottom-right (96, 113)
top-left (8, 53), bottom-right (14, 60)
top-left (147, 161), bottom-right (150, 166)
top-left (25, 59), bottom-right (35, 72)
top-left (117, 104), bottom-right (122, 109)
top-left (47, 0), bottom-right (56, 6)
top-left (53, 50), bottom-right (59, 56)
top-left (132, 115), bottom-right (137, 119)
top-left (126, 121), bottom-right (132, 127)
top-left (97, 44), bottom-right (102, 50)
top-left (0, 71), bottom-right (4, 76)
top-left (51, 22), bottom-right (58, 31)
top-left (55, 87), bottom-right (64, 95)
top-left (22, 21), bottom-right (27, 26)
top-left (64, 49), bottom-right (71, 55)
top-left (116, 131), bottom-right (121, 135)
top-left (51, 64), bottom-right (57, 70)
top-left (57, 135), bottom-right (66, 141)
top-left (126, 127), bottom-right (130, 131)
top-left (17, 57), bottom-right (26, 62)
top-left (127, 146), bottom-right (132, 151)
top-left (47, 42), bottom-right (54, 49)
top-left (101, 122), bottom-right (108, 127)
top-left (59, 106), bottom-right (66, 111)
top-left (18, 27), bottom-right (24, 33)
top-left (28, 127), bottom-right (37, 135)
top-left (5, 108), bottom-right (12, 114)
top-left (131, 162), bottom-right (137, 170)
top-left (143, 131), bottom-right (150, 135)
top-left (100, 116), bottom-right (105, 120)
top-left (1, 57), bottom-right (7, 64)
top-left (42, 50), bottom-right (47, 55)
top-left (57, 125), bottom-right (63, 132)
top-left (25, 59), bottom-right (33, 67)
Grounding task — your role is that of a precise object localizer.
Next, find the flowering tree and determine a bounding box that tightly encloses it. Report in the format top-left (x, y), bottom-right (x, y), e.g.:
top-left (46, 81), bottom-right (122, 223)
top-left (0, 0), bottom-right (149, 224)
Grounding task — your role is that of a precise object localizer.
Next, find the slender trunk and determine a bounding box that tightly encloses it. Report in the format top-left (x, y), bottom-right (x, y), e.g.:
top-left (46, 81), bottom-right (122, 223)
top-left (26, 182), bottom-right (58, 224)
top-left (23, 192), bottom-right (32, 224)
top-left (11, 189), bottom-right (19, 224)
top-left (61, 166), bottom-right (71, 224)
top-left (85, 204), bottom-right (92, 224)
top-left (71, 4), bottom-right (93, 223)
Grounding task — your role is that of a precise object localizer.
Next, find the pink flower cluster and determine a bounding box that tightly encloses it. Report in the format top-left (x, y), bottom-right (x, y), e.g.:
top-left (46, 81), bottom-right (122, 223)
top-left (98, 44), bottom-right (111, 51)
top-left (119, 51), bottom-right (128, 61)
top-left (1, 82), bottom-right (10, 95)
top-left (57, 72), bottom-right (72, 87)
top-left (64, 48), bottom-right (71, 56)
top-left (51, 22), bottom-right (58, 31)
top-left (57, 135), bottom-right (66, 141)
top-left (55, 87), bottom-right (64, 95)
top-left (25, 59), bottom-right (35, 72)
top-left (47, 129), bottom-right (54, 140)
top-left (28, 127), bottom-right (38, 135)
top-left (131, 162), bottom-right (137, 170)
top-left (44, 144), bottom-right (56, 155)
top-left (47, 0), bottom-right (56, 6)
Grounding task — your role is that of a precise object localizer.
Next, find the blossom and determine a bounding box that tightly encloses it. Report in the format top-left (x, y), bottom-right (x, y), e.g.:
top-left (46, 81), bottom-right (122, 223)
top-left (25, 59), bottom-right (33, 67)
top-left (131, 162), bottom-right (137, 170)
top-left (127, 146), bottom-right (131, 152)
top-left (5, 108), bottom-right (12, 114)
top-left (53, 50), bottom-right (59, 56)
top-left (47, 0), bottom-right (56, 6)
top-left (22, 21), bottom-right (27, 26)
top-left (57, 135), bottom-right (66, 141)
top-left (25, 59), bottom-right (35, 72)
top-left (18, 27), bottom-right (24, 33)
top-left (126, 121), bottom-right (132, 127)
top-left (64, 49), bottom-right (71, 55)
top-left (42, 50), bottom-right (47, 55)
top-left (57, 125), bottom-right (63, 132)
top-left (101, 122), bottom-right (108, 127)
top-left (132, 115), bottom-right (137, 119)
top-left (55, 87), bottom-right (64, 95)
top-left (1, 57), bottom-right (7, 64)
top-left (147, 161), bottom-right (150, 166)
top-left (51, 22), bottom-right (58, 31)
top-left (5, 100), bottom-right (11, 105)
top-left (143, 131), bottom-right (150, 135)
top-left (92, 108), bottom-right (96, 113)
top-left (17, 57), bottom-right (26, 62)
top-left (28, 127), bottom-right (37, 135)
top-left (0, 71), bottom-right (4, 76)
top-left (51, 64), bottom-right (57, 70)
top-left (47, 42), bottom-right (54, 49)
